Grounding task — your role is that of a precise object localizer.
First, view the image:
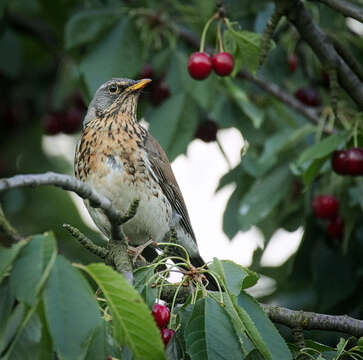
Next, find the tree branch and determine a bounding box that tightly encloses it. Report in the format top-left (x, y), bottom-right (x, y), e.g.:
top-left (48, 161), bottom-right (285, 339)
top-left (237, 70), bottom-right (324, 129)
top-left (261, 303), bottom-right (363, 338)
top-left (0, 172), bottom-right (134, 282)
top-left (312, 0), bottom-right (363, 23)
top-left (280, 0), bottom-right (363, 109)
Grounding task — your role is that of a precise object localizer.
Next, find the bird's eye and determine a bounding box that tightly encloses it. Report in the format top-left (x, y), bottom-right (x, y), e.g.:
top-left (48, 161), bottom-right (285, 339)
top-left (108, 84), bottom-right (119, 94)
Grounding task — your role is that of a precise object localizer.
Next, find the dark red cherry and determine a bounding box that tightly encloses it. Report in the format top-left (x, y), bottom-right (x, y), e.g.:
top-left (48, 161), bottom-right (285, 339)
top-left (212, 52), bottom-right (234, 76)
top-left (194, 120), bottom-right (218, 142)
top-left (312, 195), bottom-right (339, 219)
top-left (152, 303), bottom-right (170, 329)
top-left (160, 328), bottom-right (174, 346)
top-left (294, 87), bottom-right (321, 107)
top-left (62, 107), bottom-right (82, 134)
top-left (288, 54), bottom-right (298, 73)
top-left (327, 216), bottom-right (344, 239)
top-left (332, 150), bottom-right (347, 175)
top-left (151, 79), bottom-right (170, 106)
top-left (187, 52), bottom-right (213, 80)
top-left (43, 112), bottom-right (63, 135)
top-left (345, 148), bottom-right (363, 176)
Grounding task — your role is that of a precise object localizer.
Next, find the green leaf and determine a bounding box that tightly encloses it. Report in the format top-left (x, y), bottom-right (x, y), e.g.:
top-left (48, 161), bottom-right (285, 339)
top-left (134, 266), bottom-right (157, 308)
top-left (9, 232), bottom-right (57, 306)
top-left (311, 241), bottom-right (356, 311)
top-left (80, 263), bottom-right (166, 360)
top-left (0, 280), bottom-right (17, 353)
top-left (222, 175), bottom-right (254, 239)
top-left (237, 292), bottom-right (292, 360)
top-left (149, 93), bottom-right (198, 161)
top-left (223, 28), bottom-right (263, 74)
top-left (3, 311), bottom-right (42, 360)
top-left (0, 30), bottom-right (22, 77)
top-left (0, 302), bottom-right (25, 354)
top-left (0, 240), bottom-right (27, 284)
top-left (185, 297), bottom-right (243, 360)
top-left (296, 132), bottom-right (349, 166)
top-left (225, 78), bottom-right (264, 128)
top-left (65, 8), bottom-right (123, 49)
top-left (238, 166), bottom-right (291, 231)
top-left (302, 157), bottom-right (327, 186)
top-left (43, 256), bottom-right (101, 360)
top-left (209, 258), bottom-right (259, 295)
top-left (85, 321), bottom-right (122, 360)
top-left (80, 18), bottom-right (143, 94)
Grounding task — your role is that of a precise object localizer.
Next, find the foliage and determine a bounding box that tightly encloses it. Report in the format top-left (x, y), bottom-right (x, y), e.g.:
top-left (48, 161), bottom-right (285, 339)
top-left (0, 0), bottom-right (363, 359)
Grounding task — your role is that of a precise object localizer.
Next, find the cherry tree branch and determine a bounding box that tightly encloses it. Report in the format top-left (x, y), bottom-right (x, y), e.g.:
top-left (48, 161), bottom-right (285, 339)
top-left (278, 0), bottom-right (363, 109)
top-left (311, 0), bottom-right (363, 23)
top-left (261, 303), bottom-right (363, 338)
top-left (0, 172), bottom-right (134, 282)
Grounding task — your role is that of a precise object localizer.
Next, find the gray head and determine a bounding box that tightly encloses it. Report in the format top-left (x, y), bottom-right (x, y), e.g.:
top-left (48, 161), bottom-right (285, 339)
top-left (83, 78), bottom-right (151, 128)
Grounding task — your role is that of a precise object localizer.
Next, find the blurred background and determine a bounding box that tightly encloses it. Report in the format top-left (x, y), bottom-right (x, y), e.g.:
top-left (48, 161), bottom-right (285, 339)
top-left (1, 0), bottom-right (362, 344)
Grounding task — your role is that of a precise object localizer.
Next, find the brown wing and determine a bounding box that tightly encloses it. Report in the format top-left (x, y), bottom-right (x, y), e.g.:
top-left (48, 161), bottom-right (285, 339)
top-left (144, 132), bottom-right (197, 243)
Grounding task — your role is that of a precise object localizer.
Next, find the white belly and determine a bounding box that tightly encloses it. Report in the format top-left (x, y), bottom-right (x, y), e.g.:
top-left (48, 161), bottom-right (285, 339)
top-left (85, 164), bottom-right (172, 245)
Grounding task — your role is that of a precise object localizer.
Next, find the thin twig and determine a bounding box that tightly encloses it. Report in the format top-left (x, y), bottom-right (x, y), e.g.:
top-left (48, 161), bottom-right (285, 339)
top-left (0, 205), bottom-right (23, 244)
top-left (311, 0), bottom-right (363, 23)
top-left (63, 224), bottom-right (108, 259)
top-left (238, 70), bottom-right (324, 129)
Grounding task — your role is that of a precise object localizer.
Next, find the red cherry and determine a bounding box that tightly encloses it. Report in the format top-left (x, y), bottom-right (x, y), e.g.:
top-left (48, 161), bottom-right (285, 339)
top-left (187, 52), bottom-right (213, 80)
top-left (62, 107), bottom-right (82, 134)
top-left (332, 150), bottom-right (347, 175)
top-left (312, 195), bottom-right (339, 219)
top-left (294, 87), bottom-right (321, 107)
top-left (345, 148), bottom-right (363, 176)
top-left (327, 216), bottom-right (344, 239)
top-left (212, 52), bottom-right (234, 76)
top-left (151, 79), bottom-right (170, 106)
top-left (43, 112), bottom-right (63, 135)
top-left (152, 304), bottom-right (170, 329)
top-left (195, 120), bottom-right (218, 142)
top-left (288, 54), bottom-right (298, 73)
top-left (139, 64), bottom-right (154, 80)
top-left (321, 70), bottom-right (330, 87)
top-left (160, 328), bottom-right (174, 346)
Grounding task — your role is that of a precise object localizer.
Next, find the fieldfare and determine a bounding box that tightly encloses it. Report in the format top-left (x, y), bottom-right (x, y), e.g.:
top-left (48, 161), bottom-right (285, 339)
top-left (74, 78), bottom-right (217, 290)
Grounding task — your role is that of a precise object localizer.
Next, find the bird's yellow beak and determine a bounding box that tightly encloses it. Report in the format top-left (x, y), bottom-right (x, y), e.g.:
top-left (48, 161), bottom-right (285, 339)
top-left (127, 78), bottom-right (152, 92)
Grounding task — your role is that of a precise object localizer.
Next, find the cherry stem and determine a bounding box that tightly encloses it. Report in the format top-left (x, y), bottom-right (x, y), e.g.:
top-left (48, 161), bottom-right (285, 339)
top-left (200, 13), bottom-right (219, 53)
top-left (353, 119), bottom-right (358, 148)
top-left (217, 19), bottom-right (224, 52)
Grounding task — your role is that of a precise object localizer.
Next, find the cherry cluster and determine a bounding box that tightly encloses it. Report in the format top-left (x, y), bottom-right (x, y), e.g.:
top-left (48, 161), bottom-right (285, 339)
top-left (151, 303), bottom-right (174, 346)
top-left (43, 93), bottom-right (85, 135)
top-left (312, 195), bottom-right (344, 239)
top-left (332, 148), bottom-right (363, 176)
top-left (188, 51), bottom-right (234, 80)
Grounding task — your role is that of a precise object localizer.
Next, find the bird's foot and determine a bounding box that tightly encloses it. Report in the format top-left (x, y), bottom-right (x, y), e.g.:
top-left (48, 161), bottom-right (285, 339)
top-left (128, 239), bottom-right (157, 265)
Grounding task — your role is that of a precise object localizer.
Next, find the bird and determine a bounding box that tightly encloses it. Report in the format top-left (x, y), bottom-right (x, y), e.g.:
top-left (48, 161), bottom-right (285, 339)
top-left (74, 77), bottom-right (217, 290)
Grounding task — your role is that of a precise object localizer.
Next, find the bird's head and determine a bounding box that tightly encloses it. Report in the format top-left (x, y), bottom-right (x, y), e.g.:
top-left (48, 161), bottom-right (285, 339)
top-left (83, 78), bottom-right (151, 128)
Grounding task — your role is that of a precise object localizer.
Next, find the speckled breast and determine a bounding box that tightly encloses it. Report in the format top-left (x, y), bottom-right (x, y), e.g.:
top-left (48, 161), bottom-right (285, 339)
top-left (75, 126), bottom-right (172, 245)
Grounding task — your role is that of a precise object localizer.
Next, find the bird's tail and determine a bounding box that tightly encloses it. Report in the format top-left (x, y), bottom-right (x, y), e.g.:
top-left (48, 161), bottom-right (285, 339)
top-left (190, 255), bottom-right (219, 291)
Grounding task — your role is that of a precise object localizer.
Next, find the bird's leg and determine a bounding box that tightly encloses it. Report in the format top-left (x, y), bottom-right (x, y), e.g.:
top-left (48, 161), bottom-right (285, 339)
top-left (128, 238), bottom-right (157, 264)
